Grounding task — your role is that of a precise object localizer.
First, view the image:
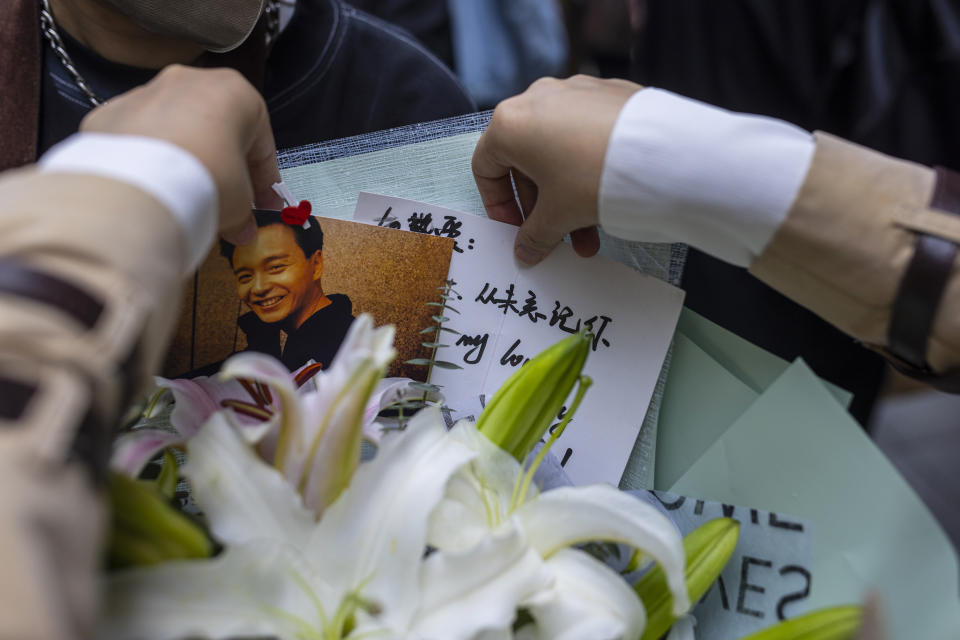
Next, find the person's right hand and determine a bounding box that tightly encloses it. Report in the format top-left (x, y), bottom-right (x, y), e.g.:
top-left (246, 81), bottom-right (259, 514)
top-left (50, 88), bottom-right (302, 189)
top-left (473, 75), bottom-right (641, 265)
top-left (80, 65), bottom-right (282, 244)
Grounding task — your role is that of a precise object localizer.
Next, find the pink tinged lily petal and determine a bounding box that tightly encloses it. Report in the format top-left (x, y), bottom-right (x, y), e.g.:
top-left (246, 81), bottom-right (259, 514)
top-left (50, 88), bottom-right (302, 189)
top-left (183, 413), bottom-right (315, 550)
top-left (525, 548), bottom-right (647, 640)
top-left (156, 375), bottom-right (249, 439)
top-left (100, 542), bottom-right (323, 640)
top-left (411, 527), bottom-right (553, 640)
top-left (219, 351), bottom-right (305, 471)
top-left (307, 406), bottom-right (475, 632)
top-left (110, 429), bottom-right (183, 477)
top-left (297, 363), bottom-right (381, 516)
top-left (516, 485), bottom-right (690, 616)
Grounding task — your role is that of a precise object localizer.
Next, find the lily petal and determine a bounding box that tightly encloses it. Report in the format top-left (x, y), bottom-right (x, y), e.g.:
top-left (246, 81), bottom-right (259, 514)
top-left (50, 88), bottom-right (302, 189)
top-left (362, 377), bottom-right (415, 442)
top-left (329, 314), bottom-right (396, 376)
top-left (412, 527), bottom-right (552, 640)
top-left (183, 413), bottom-right (315, 550)
top-left (101, 542), bottom-right (323, 640)
top-left (299, 362), bottom-right (381, 515)
top-left (307, 406), bottom-right (474, 631)
top-left (157, 375), bottom-right (250, 439)
top-left (517, 485), bottom-right (690, 615)
top-left (525, 548), bottom-right (646, 640)
top-left (428, 420), bottom-right (531, 552)
top-left (665, 615), bottom-right (697, 640)
top-left (110, 428), bottom-right (182, 477)
top-left (220, 351), bottom-right (305, 473)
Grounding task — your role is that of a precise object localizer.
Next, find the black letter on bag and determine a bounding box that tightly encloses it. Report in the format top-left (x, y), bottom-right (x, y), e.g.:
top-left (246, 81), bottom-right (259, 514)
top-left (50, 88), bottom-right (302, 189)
top-left (776, 565), bottom-right (811, 620)
top-left (737, 556), bottom-right (772, 618)
top-left (769, 512), bottom-right (804, 532)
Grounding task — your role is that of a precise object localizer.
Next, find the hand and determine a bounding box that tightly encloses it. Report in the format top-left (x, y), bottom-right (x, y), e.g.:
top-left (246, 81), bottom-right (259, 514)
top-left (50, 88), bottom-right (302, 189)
top-left (473, 75), bottom-right (641, 265)
top-left (80, 65), bottom-right (282, 244)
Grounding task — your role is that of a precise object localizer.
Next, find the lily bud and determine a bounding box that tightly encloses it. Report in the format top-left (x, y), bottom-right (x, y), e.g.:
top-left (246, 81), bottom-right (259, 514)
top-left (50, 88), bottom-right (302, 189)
top-left (636, 517), bottom-right (740, 640)
top-left (107, 472), bottom-right (212, 568)
top-left (476, 331), bottom-right (590, 462)
top-left (740, 605), bottom-right (862, 640)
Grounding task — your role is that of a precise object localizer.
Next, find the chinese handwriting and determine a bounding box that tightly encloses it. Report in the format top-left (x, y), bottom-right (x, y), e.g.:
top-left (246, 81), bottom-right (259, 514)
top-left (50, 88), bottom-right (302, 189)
top-left (475, 282), bottom-right (613, 350)
top-left (375, 207), bottom-right (475, 253)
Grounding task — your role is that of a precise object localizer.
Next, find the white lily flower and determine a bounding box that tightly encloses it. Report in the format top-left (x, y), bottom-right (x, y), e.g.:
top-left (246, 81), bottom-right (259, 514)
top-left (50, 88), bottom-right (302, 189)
top-left (102, 406), bottom-right (552, 640)
top-left (523, 548), bottom-right (646, 640)
top-left (219, 314), bottom-right (404, 515)
top-left (428, 421), bottom-right (690, 640)
top-left (112, 314), bottom-right (413, 517)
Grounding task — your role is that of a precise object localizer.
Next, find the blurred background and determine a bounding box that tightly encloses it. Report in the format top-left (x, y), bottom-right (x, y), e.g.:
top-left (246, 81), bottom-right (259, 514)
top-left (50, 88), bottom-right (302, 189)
top-left (344, 0), bottom-right (960, 551)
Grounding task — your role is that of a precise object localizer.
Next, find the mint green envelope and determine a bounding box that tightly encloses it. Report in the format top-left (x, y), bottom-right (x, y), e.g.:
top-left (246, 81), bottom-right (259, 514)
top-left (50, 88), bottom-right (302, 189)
top-left (654, 334), bottom-right (759, 490)
top-left (655, 310), bottom-right (852, 490)
top-left (670, 360), bottom-right (960, 639)
top-left (677, 309), bottom-right (853, 407)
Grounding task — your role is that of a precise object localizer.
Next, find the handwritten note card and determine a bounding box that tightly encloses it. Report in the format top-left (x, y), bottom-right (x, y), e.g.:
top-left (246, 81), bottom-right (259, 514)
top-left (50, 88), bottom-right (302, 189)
top-left (353, 193), bottom-right (684, 485)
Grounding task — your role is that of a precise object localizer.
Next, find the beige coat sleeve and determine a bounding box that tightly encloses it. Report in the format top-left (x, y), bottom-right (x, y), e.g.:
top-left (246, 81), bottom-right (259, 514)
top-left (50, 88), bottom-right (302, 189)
top-left (749, 132), bottom-right (960, 379)
top-left (0, 167), bottom-right (189, 639)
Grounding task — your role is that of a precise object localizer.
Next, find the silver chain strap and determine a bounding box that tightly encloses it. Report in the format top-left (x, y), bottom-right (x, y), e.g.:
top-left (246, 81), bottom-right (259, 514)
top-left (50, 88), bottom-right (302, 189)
top-left (265, 0), bottom-right (281, 47)
top-left (39, 0), bottom-right (103, 107)
top-left (38, 0), bottom-right (281, 110)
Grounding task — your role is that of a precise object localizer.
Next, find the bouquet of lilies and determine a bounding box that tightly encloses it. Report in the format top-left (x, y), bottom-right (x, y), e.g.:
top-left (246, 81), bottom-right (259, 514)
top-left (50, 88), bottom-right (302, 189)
top-left (103, 315), bottom-right (860, 640)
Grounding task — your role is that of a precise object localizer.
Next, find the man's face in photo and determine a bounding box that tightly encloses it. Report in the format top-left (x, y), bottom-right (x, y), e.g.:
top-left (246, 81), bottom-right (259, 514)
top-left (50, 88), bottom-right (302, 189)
top-left (231, 224), bottom-right (323, 327)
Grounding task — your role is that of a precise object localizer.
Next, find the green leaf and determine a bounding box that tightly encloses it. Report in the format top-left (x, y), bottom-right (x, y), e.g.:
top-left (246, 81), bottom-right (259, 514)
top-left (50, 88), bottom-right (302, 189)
top-left (637, 517), bottom-right (740, 640)
top-left (409, 382), bottom-right (442, 393)
top-left (426, 302), bottom-right (460, 314)
top-left (421, 342), bottom-right (450, 349)
top-left (431, 360), bottom-right (463, 370)
top-left (740, 606), bottom-right (862, 640)
top-left (431, 315), bottom-right (450, 324)
top-left (405, 358), bottom-right (434, 366)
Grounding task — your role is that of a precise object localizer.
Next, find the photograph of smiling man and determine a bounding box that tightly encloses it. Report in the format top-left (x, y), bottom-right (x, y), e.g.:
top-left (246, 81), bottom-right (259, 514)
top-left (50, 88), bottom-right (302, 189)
top-left (221, 212), bottom-right (354, 372)
top-left (162, 213), bottom-right (454, 380)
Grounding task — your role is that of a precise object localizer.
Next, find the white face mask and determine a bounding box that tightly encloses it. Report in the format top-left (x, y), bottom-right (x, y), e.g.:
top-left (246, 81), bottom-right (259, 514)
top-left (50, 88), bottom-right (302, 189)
top-left (98, 0), bottom-right (267, 52)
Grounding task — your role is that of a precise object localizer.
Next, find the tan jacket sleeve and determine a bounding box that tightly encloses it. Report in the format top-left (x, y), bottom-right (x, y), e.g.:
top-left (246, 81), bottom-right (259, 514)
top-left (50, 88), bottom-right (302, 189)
top-left (0, 167), bottom-right (189, 639)
top-left (749, 132), bottom-right (960, 379)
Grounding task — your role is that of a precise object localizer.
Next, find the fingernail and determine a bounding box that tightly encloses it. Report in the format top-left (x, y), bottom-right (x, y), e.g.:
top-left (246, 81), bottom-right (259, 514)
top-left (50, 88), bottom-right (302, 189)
top-left (515, 244), bottom-right (543, 265)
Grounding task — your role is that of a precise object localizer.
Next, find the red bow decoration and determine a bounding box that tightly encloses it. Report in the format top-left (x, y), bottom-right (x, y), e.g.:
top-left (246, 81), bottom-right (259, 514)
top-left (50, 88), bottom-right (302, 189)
top-left (281, 200), bottom-right (312, 225)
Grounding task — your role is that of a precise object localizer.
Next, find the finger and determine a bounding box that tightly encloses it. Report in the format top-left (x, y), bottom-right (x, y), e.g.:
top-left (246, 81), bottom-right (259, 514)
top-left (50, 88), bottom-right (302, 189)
top-left (512, 169), bottom-right (538, 221)
top-left (244, 99), bottom-right (283, 210)
top-left (570, 226), bottom-right (601, 257)
top-left (514, 199), bottom-right (568, 266)
top-left (856, 593), bottom-right (888, 640)
top-left (221, 214), bottom-right (258, 246)
top-left (472, 130), bottom-right (523, 224)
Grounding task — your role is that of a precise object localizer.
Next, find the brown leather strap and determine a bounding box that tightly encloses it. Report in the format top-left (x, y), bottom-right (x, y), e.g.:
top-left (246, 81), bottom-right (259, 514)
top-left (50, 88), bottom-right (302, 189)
top-left (0, 375), bottom-right (36, 421)
top-left (887, 166), bottom-right (960, 392)
top-left (0, 0), bottom-right (42, 171)
top-left (0, 259), bottom-right (103, 329)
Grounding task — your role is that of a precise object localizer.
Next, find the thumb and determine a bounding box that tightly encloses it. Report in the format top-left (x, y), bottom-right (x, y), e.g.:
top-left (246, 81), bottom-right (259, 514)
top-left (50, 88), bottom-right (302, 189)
top-left (514, 200), bottom-right (568, 266)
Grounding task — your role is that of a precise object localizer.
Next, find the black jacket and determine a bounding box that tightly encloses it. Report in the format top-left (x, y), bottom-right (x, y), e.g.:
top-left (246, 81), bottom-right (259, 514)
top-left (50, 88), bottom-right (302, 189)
top-left (38, 0), bottom-right (475, 154)
top-left (238, 293), bottom-right (355, 371)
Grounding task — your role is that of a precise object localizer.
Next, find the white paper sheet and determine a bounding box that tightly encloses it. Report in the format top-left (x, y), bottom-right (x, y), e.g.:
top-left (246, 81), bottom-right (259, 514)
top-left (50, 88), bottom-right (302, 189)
top-left (353, 193), bottom-right (684, 485)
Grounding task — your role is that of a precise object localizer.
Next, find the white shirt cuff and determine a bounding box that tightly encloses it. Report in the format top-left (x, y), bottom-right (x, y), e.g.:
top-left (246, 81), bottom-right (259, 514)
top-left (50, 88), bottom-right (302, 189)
top-left (39, 133), bottom-right (218, 273)
top-left (598, 88), bottom-right (815, 267)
